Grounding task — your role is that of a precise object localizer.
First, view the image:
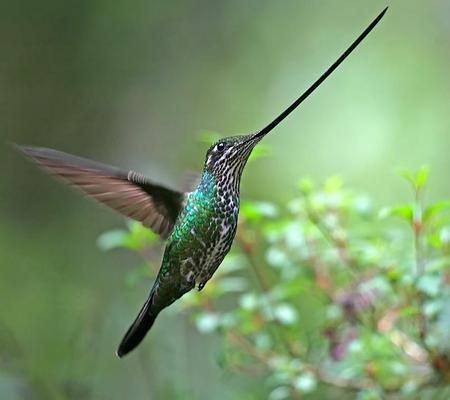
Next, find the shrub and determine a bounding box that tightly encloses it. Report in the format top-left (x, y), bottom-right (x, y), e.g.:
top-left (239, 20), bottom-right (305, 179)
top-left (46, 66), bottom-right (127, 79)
top-left (99, 166), bottom-right (450, 399)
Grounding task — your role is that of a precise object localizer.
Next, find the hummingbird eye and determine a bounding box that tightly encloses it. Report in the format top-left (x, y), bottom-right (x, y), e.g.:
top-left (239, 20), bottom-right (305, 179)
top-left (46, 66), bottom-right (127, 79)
top-left (216, 142), bottom-right (225, 152)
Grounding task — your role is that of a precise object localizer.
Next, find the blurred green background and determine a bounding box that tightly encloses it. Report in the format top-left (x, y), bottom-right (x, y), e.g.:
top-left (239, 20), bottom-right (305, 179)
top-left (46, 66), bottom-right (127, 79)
top-left (1, 0), bottom-right (450, 399)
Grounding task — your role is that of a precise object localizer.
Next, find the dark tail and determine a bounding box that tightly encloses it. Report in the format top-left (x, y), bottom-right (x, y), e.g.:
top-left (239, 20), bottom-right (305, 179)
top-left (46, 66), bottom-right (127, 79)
top-left (116, 293), bottom-right (159, 358)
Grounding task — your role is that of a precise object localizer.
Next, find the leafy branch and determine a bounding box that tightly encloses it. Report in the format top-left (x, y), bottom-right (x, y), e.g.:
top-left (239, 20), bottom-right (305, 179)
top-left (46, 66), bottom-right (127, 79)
top-left (98, 168), bottom-right (450, 399)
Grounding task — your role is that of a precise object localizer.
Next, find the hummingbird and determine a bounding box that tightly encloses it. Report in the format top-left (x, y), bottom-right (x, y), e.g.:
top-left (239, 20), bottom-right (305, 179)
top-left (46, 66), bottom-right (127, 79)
top-left (16, 8), bottom-right (387, 357)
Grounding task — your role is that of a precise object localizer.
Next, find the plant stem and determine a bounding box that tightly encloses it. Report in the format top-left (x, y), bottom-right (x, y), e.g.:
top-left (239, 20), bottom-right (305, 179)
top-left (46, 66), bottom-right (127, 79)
top-left (413, 188), bottom-right (428, 346)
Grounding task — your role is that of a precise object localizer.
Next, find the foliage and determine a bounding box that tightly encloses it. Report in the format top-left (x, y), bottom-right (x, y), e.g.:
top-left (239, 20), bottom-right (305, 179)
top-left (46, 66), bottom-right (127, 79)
top-left (99, 167), bottom-right (450, 399)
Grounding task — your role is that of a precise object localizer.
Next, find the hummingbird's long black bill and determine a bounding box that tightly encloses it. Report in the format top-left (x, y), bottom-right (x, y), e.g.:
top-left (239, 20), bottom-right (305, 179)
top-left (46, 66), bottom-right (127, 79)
top-left (252, 6), bottom-right (387, 140)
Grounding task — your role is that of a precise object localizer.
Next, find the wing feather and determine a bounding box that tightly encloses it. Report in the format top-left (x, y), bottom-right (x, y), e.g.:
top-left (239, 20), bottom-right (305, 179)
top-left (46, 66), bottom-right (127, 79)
top-left (16, 145), bottom-right (185, 239)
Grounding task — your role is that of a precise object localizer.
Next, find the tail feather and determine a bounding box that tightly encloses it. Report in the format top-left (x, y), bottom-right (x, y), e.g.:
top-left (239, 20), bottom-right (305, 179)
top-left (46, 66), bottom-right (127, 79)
top-left (117, 294), bottom-right (159, 358)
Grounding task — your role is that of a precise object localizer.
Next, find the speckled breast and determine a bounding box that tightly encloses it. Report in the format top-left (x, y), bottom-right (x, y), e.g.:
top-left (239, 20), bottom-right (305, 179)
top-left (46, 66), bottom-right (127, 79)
top-left (169, 187), bottom-right (240, 287)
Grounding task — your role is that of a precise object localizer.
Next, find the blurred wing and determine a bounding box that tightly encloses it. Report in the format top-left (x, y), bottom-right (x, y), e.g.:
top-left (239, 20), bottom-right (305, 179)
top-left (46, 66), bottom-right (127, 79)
top-left (17, 145), bottom-right (185, 239)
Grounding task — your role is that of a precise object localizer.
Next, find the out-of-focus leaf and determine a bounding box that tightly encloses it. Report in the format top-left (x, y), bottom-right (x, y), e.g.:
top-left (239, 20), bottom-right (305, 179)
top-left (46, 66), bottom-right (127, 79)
top-left (97, 229), bottom-right (129, 251)
top-left (324, 175), bottom-right (343, 192)
top-left (415, 165), bottom-right (430, 189)
top-left (433, 299), bottom-right (450, 352)
top-left (293, 372), bottom-right (317, 393)
top-left (326, 304), bottom-right (344, 321)
top-left (272, 278), bottom-right (308, 300)
top-left (220, 312), bottom-right (237, 328)
top-left (269, 386), bottom-right (291, 400)
top-left (356, 388), bottom-right (383, 400)
top-left (127, 220), bottom-right (158, 249)
top-left (423, 299), bottom-right (443, 317)
top-left (359, 276), bottom-right (391, 297)
top-left (299, 178), bottom-right (314, 195)
top-left (424, 200), bottom-right (450, 222)
top-left (195, 312), bottom-right (220, 333)
top-left (416, 274), bottom-right (441, 297)
top-left (378, 204), bottom-right (413, 222)
top-left (262, 220), bottom-right (290, 242)
top-left (274, 303), bottom-right (298, 325)
top-left (283, 222), bottom-right (305, 250)
top-left (267, 355), bottom-right (290, 371)
top-left (239, 293), bottom-right (258, 311)
top-left (216, 277), bottom-right (247, 294)
top-left (398, 169), bottom-right (416, 187)
top-left (98, 222), bottom-right (157, 252)
top-left (398, 166), bottom-right (429, 191)
top-left (265, 247), bottom-right (289, 268)
top-left (287, 198), bottom-right (303, 214)
top-left (248, 144), bottom-right (271, 163)
top-left (254, 332), bottom-right (272, 351)
top-left (401, 381), bottom-right (419, 395)
top-left (241, 200), bottom-right (278, 222)
top-left (425, 256), bottom-right (450, 272)
top-left (440, 227), bottom-right (450, 245)
top-left (353, 195), bottom-right (373, 217)
top-left (399, 306), bottom-right (420, 318)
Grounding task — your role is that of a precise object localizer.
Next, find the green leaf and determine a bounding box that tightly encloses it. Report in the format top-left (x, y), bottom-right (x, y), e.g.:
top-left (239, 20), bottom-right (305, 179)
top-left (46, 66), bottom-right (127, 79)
top-left (425, 256), bottom-right (450, 272)
top-left (195, 312), bottom-right (220, 333)
top-left (415, 165), bottom-right (430, 189)
top-left (441, 227), bottom-right (450, 245)
top-left (378, 204), bottom-right (413, 222)
top-left (254, 332), bottom-right (272, 351)
top-left (239, 293), bottom-right (259, 311)
top-left (126, 221), bottom-right (158, 249)
top-left (241, 200), bottom-right (278, 222)
top-left (398, 166), bottom-right (430, 191)
top-left (265, 247), bottom-right (289, 268)
top-left (416, 274), bottom-right (441, 297)
top-left (216, 277), bottom-right (247, 294)
top-left (269, 386), bottom-right (291, 400)
top-left (423, 299), bottom-right (443, 317)
top-left (399, 306), bottom-right (420, 318)
top-left (248, 143), bottom-right (271, 163)
top-left (293, 372), bottom-right (317, 393)
top-left (272, 278), bottom-right (308, 300)
top-left (298, 178), bottom-right (314, 195)
top-left (398, 169), bottom-right (416, 187)
top-left (274, 303), bottom-right (298, 325)
top-left (324, 175), bottom-right (343, 192)
top-left (97, 229), bottom-right (129, 251)
top-left (424, 201), bottom-right (450, 222)
top-left (356, 388), bottom-right (383, 400)
top-left (353, 195), bottom-right (373, 217)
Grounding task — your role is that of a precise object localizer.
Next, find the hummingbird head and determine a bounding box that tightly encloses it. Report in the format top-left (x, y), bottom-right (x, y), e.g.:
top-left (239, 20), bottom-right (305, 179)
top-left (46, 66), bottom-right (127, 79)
top-left (203, 131), bottom-right (266, 181)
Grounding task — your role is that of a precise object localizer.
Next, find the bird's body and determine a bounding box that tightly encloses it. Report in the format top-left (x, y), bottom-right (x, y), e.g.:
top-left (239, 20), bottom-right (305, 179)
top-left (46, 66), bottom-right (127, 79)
top-left (151, 169), bottom-right (240, 312)
top-left (16, 8), bottom-right (387, 357)
top-left (171, 170), bottom-right (239, 290)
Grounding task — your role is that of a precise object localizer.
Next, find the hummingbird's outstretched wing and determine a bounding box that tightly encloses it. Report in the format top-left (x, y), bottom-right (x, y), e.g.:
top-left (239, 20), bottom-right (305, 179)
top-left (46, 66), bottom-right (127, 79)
top-left (16, 145), bottom-right (184, 238)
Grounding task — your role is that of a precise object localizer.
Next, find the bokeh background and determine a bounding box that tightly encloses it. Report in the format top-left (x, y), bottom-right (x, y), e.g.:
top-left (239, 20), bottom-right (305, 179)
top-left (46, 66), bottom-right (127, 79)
top-left (1, 0), bottom-right (450, 399)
